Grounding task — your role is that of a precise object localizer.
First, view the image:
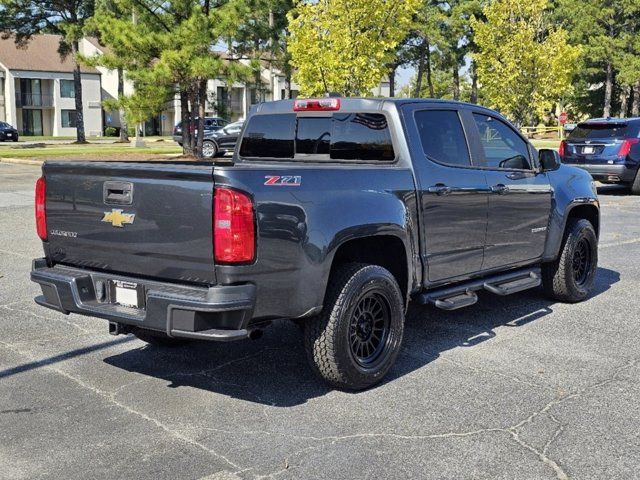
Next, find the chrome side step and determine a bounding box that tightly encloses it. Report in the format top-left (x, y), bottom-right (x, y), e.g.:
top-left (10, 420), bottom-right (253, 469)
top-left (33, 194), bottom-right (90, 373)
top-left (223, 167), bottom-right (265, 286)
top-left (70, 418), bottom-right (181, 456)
top-left (417, 267), bottom-right (541, 310)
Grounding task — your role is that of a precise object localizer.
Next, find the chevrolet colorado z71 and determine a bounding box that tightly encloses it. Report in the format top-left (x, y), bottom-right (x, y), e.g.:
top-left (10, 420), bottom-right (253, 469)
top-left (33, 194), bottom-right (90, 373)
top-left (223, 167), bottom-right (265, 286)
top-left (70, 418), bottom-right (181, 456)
top-left (31, 98), bottom-right (600, 390)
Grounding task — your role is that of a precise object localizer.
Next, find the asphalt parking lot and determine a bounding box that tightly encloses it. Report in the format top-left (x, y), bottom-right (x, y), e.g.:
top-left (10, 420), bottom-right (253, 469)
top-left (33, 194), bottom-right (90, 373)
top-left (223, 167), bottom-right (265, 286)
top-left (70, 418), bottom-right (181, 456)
top-left (1, 161), bottom-right (638, 480)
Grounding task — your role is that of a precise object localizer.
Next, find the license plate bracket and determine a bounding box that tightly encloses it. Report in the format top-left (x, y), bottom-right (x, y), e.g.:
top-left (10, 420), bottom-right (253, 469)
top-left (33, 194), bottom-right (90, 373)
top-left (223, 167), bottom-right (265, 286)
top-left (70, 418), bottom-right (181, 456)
top-left (110, 280), bottom-right (145, 309)
top-left (583, 146), bottom-right (594, 154)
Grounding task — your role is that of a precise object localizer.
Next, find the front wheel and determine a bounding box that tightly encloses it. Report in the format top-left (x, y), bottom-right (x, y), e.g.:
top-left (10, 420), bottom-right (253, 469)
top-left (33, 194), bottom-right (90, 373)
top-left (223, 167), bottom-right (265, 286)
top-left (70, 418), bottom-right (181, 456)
top-left (304, 263), bottom-right (405, 390)
top-left (542, 218), bottom-right (598, 302)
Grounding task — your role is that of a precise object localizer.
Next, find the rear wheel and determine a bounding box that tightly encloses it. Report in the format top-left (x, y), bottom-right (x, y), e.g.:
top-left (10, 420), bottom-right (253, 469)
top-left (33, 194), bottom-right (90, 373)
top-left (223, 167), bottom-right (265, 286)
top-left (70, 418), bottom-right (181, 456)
top-left (542, 218), bottom-right (598, 302)
top-left (133, 328), bottom-right (189, 347)
top-left (303, 263), bottom-right (405, 390)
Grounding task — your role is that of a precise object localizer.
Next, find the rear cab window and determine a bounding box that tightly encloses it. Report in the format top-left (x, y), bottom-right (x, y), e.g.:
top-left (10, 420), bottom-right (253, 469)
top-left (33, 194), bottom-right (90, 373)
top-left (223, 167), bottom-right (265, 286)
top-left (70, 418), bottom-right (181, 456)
top-left (239, 112), bottom-right (395, 162)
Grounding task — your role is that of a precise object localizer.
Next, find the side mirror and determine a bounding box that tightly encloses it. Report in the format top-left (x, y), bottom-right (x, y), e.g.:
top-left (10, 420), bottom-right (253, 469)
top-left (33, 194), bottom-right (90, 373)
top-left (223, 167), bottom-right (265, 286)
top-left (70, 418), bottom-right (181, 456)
top-left (539, 149), bottom-right (561, 171)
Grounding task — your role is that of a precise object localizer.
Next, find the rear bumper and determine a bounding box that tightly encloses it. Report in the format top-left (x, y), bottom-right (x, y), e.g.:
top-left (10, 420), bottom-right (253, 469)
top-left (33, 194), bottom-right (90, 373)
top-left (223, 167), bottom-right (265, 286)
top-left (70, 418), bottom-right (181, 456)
top-left (30, 258), bottom-right (256, 341)
top-left (570, 163), bottom-right (637, 183)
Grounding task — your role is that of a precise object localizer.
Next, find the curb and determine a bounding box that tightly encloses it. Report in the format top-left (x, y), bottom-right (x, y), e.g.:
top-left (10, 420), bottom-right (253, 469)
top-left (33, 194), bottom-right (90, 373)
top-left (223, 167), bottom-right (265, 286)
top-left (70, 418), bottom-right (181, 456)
top-left (0, 157), bottom-right (44, 166)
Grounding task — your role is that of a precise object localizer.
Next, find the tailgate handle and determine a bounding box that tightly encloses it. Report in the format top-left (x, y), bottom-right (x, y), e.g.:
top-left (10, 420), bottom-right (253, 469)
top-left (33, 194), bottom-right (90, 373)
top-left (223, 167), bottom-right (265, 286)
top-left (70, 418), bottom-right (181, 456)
top-left (104, 181), bottom-right (133, 205)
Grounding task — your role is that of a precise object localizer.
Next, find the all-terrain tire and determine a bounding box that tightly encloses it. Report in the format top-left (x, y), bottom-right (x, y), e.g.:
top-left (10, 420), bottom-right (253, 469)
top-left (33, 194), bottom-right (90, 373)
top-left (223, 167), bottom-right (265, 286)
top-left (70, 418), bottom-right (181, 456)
top-left (303, 263), bottom-right (405, 391)
top-left (133, 328), bottom-right (190, 347)
top-left (542, 218), bottom-right (598, 303)
top-left (630, 169), bottom-right (640, 195)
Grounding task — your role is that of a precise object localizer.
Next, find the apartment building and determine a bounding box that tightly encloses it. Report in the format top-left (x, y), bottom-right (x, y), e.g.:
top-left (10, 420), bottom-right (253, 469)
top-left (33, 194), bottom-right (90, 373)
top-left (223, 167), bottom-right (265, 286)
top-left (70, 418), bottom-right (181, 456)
top-left (0, 34), bottom-right (392, 138)
top-left (0, 34), bottom-right (103, 137)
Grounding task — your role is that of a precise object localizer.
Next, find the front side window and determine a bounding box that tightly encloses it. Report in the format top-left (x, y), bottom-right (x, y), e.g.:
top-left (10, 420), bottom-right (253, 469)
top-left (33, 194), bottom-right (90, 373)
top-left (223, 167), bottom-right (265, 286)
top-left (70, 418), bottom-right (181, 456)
top-left (60, 80), bottom-right (75, 98)
top-left (473, 113), bottom-right (531, 170)
top-left (61, 109), bottom-right (77, 128)
top-left (414, 110), bottom-right (471, 167)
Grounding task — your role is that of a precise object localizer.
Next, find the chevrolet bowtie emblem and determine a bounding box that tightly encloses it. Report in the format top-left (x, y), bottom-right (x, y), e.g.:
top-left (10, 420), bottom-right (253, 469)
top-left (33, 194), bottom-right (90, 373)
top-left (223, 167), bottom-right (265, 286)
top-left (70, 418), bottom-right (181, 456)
top-left (102, 209), bottom-right (135, 227)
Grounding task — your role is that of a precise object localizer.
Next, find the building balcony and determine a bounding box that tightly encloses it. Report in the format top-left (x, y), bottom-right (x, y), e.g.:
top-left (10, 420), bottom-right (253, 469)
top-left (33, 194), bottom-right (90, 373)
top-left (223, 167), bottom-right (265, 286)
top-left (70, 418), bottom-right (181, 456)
top-left (16, 93), bottom-right (54, 108)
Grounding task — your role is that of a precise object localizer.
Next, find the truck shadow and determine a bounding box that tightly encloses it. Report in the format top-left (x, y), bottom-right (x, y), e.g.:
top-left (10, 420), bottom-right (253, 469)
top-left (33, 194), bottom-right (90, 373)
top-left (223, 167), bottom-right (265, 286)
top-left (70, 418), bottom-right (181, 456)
top-left (596, 184), bottom-right (632, 196)
top-left (103, 267), bottom-right (619, 407)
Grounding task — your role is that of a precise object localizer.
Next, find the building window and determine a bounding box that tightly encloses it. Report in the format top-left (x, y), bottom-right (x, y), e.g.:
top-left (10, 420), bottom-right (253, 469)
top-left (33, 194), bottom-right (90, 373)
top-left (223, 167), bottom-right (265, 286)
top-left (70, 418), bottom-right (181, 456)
top-left (60, 80), bottom-right (75, 98)
top-left (280, 89), bottom-right (299, 100)
top-left (61, 110), bottom-right (77, 128)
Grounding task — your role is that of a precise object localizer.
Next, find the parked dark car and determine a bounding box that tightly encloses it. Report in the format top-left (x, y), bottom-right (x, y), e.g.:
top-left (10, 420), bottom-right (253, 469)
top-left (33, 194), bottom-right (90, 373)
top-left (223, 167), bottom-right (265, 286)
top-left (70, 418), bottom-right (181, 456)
top-left (0, 121), bottom-right (19, 142)
top-left (202, 121), bottom-right (244, 158)
top-left (172, 117), bottom-right (229, 145)
top-left (31, 98), bottom-right (600, 390)
top-left (560, 117), bottom-right (640, 194)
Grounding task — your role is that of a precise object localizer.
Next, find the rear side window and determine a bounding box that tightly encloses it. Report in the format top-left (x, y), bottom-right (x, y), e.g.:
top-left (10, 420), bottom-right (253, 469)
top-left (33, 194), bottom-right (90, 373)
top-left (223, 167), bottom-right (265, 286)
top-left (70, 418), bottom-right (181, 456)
top-left (473, 113), bottom-right (532, 170)
top-left (569, 123), bottom-right (639, 140)
top-left (414, 110), bottom-right (471, 166)
top-left (239, 114), bottom-right (296, 158)
top-left (239, 113), bottom-right (395, 161)
top-left (330, 113), bottom-right (394, 161)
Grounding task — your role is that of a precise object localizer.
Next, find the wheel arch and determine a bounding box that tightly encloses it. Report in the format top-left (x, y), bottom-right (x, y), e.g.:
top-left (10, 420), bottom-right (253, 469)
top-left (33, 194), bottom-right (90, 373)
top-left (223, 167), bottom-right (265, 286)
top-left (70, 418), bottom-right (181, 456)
top-left (325, 233), bottom-right (411, 308)
top-left (543, 199), bottom-right (600, 262)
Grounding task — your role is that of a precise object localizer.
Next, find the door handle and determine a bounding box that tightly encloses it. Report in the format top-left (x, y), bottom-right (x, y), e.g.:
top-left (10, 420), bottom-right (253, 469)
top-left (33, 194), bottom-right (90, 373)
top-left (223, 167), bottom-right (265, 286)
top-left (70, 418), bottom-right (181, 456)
top-left (490, 184), bottom-right (509, 195)
top-left (428, 184), bottom-right (452, 196)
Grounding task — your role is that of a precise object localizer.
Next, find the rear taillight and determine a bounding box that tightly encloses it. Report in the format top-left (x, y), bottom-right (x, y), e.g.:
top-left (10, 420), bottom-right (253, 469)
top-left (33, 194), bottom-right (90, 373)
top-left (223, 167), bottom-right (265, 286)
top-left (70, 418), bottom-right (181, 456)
top-left (293, 98), bottom-right (341, 111)
top-left (213, 187), bottom-right (255, 263)
top-left (559, 140), bottom-right (567, 158)
top-left (618, 138), bottom-right (639, 157)
top-left (35, 176), bottom-right (47, 241)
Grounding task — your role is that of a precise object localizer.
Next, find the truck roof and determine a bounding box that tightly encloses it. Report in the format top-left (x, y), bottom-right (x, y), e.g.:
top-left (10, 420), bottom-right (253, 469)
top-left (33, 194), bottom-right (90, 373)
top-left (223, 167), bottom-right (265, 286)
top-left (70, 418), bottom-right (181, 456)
top-left (252, 97), bottom-right (499, 115)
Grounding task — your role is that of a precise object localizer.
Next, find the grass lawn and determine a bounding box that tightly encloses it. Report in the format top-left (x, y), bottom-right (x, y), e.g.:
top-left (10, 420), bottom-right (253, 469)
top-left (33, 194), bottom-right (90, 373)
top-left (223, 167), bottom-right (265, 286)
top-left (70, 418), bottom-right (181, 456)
top-left (530, 139), bottom-right (561, 150)
top-left (0, 142), bottom-right (182, 161)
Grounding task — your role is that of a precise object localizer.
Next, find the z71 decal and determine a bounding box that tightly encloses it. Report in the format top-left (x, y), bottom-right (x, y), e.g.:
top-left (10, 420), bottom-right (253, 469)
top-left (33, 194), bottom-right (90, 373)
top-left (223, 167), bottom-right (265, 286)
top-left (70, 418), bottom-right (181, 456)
top-left (264, 175), bottom-right (302, 187)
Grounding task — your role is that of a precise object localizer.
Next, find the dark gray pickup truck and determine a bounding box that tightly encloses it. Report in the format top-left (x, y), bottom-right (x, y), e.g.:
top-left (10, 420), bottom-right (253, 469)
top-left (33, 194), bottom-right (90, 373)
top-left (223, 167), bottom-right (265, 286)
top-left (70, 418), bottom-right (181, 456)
top-left (31, 98), bottom-right (600, 390)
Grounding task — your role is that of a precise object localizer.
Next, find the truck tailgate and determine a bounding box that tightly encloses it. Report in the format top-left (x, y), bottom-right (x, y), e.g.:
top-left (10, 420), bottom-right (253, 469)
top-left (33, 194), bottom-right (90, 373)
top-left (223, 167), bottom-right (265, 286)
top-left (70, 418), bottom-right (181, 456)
top-left (42, 161), bottom-right (216, 284)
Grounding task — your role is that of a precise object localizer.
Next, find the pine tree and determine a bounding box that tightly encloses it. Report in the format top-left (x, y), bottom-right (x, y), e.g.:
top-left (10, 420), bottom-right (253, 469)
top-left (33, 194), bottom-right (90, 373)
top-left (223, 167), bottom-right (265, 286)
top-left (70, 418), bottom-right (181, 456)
top-left (0, 0), bottom-right (95, 142)
top-left (90, 0), bottom-right (251, 156)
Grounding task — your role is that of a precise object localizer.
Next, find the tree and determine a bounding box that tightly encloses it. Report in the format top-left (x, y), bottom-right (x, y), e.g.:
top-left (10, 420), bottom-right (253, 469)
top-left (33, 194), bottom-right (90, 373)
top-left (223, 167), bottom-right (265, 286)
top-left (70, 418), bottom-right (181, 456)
top-left (91, 0), bottom-right (251, 156)
top-left (472, 0), bottom-right (580, 125)
top-left (556, 0), bottom-right (638, 118)
top-left (437, 0), bottom-right (483, 102)
top-left (613, 0), bottom-right (640, 117)
top-left (0, 0), bottom-right (95, 142)
top-left (287, 0), bottom-right (421, 97)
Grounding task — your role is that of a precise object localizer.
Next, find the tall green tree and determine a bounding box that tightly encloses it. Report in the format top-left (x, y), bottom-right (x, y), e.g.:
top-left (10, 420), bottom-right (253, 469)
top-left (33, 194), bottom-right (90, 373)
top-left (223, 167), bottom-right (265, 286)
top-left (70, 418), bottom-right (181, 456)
top-left (437, 0), bottom-right (483, 102)
top-left (0, 0), bottom-right (95, 142)
top-left (90, 0), bottom-right (251, 156)
top-left (233, 0), bottom-right (294, 102)
top-left (613, 0), bottom-right (640, 117)
top-left (287, 0), bottom-right (421, 97)
top-left (556, 0), bottom-right (639, 118)
top-left (472, 0), bottom-right (580, 125)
